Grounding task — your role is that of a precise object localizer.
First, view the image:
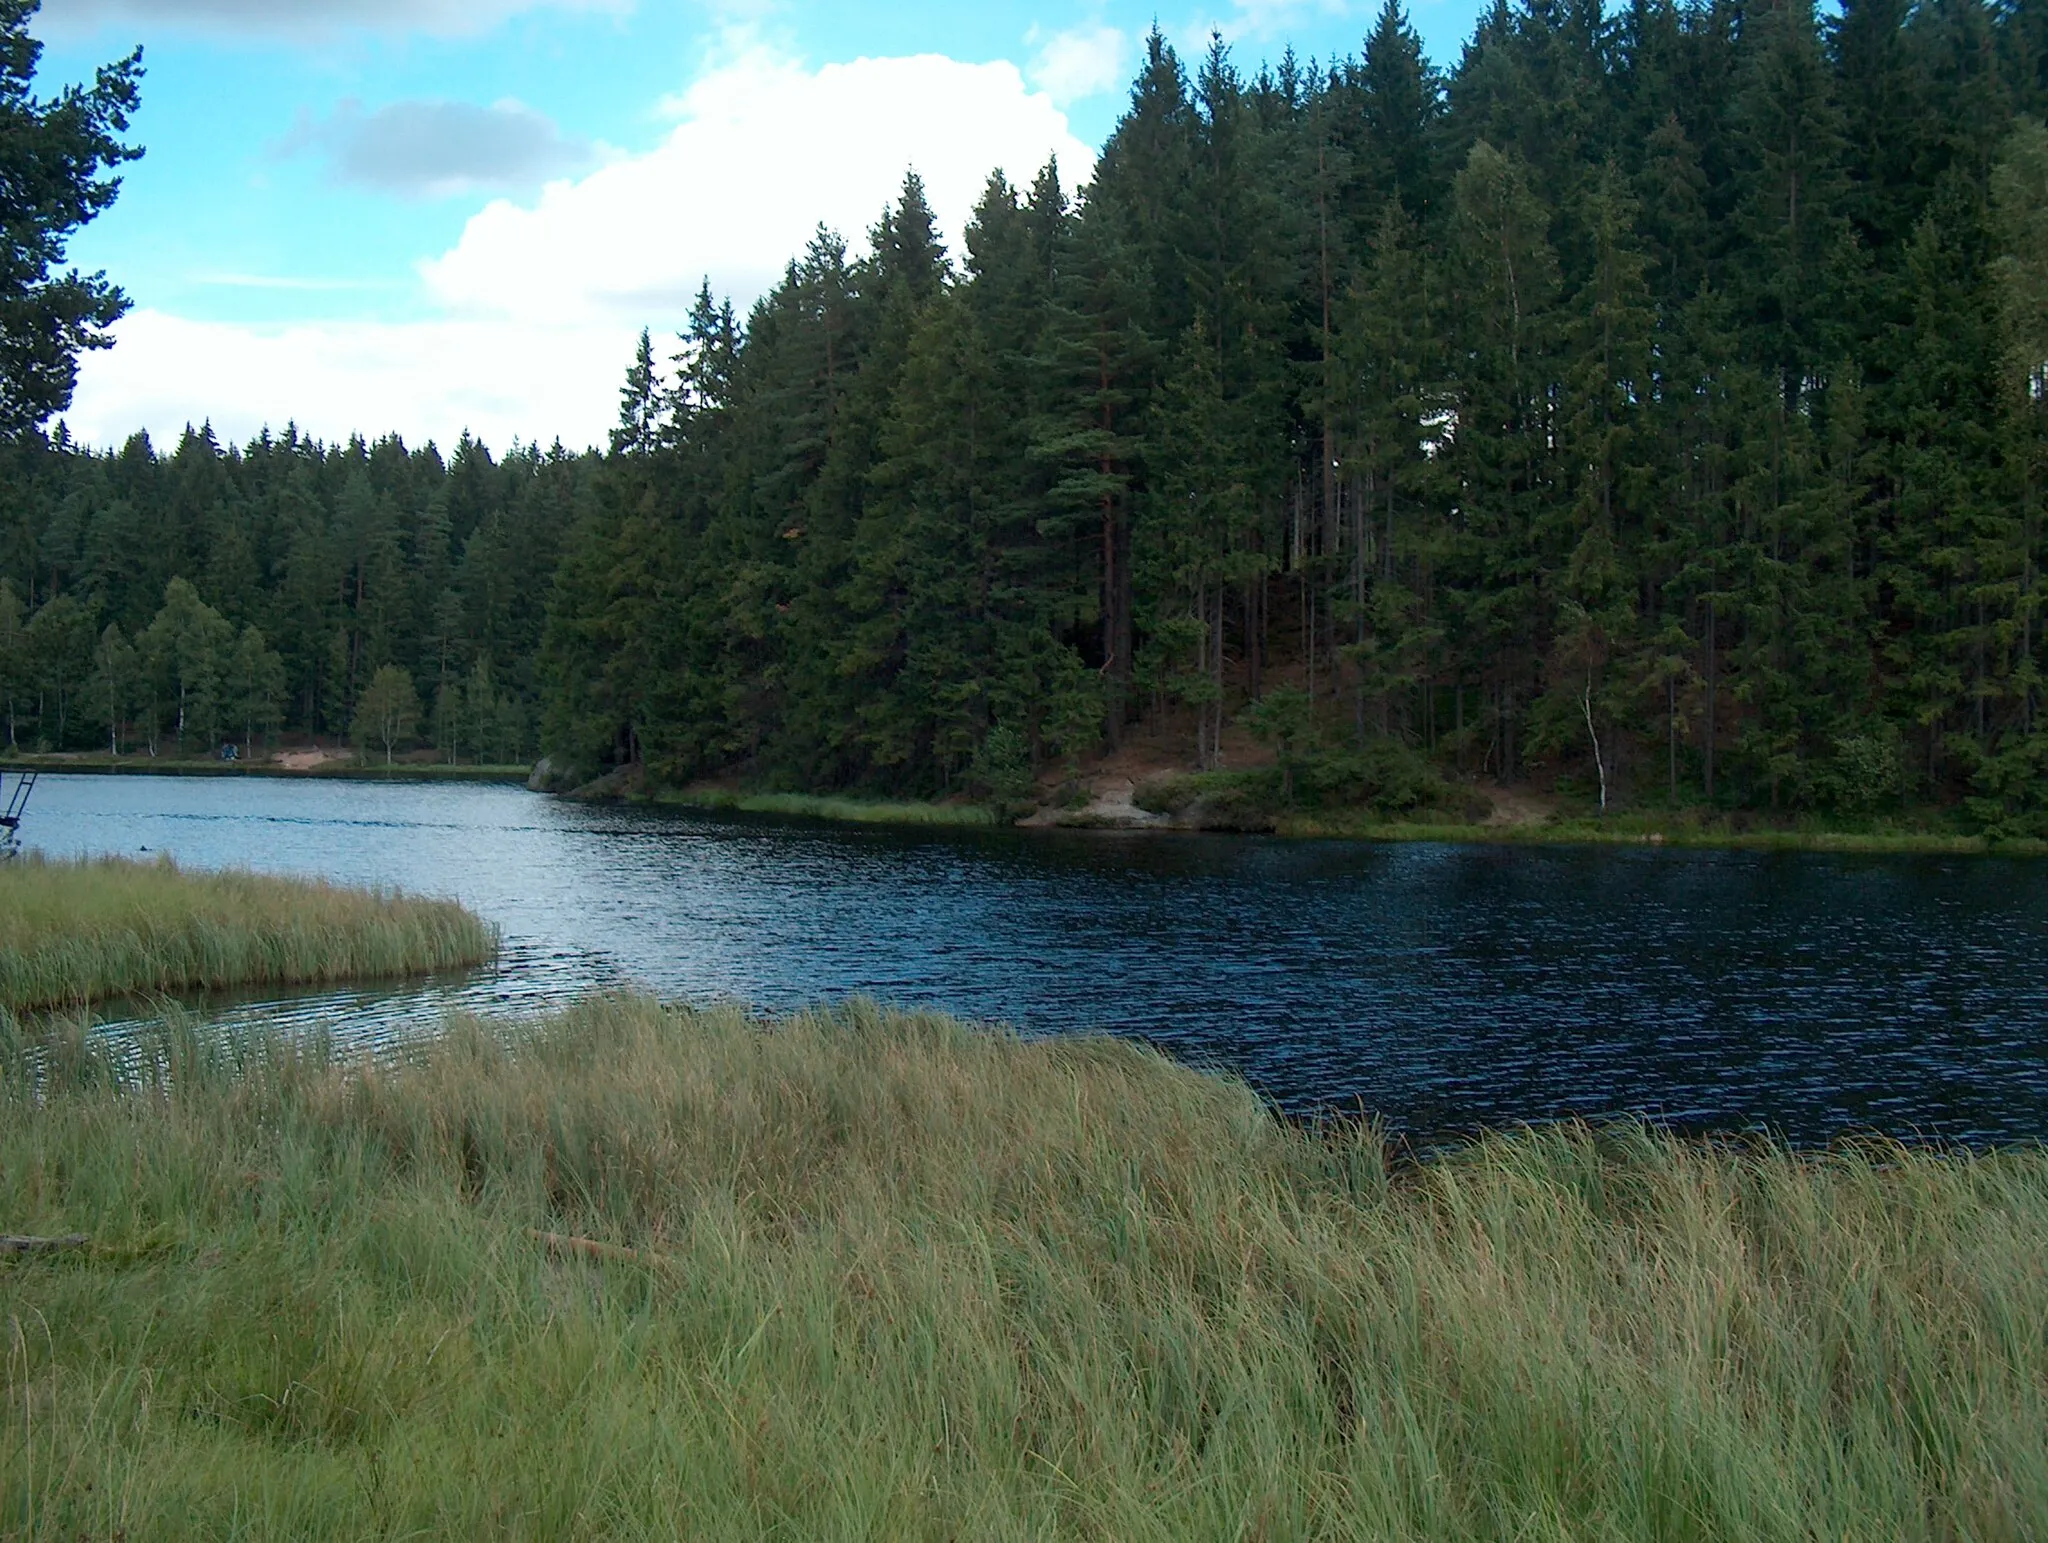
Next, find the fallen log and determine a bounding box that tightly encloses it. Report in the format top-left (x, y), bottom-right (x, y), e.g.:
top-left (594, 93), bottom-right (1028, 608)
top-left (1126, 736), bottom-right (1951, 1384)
top-left (0, 1234), bottom-right (89, 1256)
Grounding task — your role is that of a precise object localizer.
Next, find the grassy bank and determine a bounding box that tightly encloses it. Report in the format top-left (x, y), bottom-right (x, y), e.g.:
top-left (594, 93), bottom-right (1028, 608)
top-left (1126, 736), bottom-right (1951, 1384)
top-left (4, 997), bottom-right (2043, 1538)
top-left (656, 786), bottom-right (999, 827)
top-left (1279, 809), bottom-right (2048, 855)
top-left (0, 754), bottom-right (532, 783)
top-left (0, 855), bottom-right (498, 1012)
top-left (1136, 766), bottom-right (2045, 854)
top-left (642, 772), bottom-right (2040, 854)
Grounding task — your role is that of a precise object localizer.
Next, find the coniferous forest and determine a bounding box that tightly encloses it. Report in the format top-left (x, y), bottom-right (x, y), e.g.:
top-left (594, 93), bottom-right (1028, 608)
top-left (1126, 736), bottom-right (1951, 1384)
top-left (0, 428), bottom-right (587, 760)
top-left (7, 0), bottom-right (2048, 826)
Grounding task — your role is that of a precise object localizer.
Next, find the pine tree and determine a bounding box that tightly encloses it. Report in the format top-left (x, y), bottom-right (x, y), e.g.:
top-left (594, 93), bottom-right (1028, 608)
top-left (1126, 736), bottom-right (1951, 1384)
top-left (0, 0), bottom-right (142, 434)
top-left (1443, 140), bottom-right (1561, 776)
top-left (1033, 197), bottom-right (1155, 744)
top-left (1357, 0), bottom-right (1443, 220)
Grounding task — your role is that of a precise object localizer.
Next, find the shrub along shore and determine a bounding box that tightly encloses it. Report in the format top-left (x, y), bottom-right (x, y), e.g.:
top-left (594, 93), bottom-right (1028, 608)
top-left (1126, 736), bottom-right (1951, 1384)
top-left (0, 854), bottom-right (498, 1012)
top-left (2, 995), bottom-right (2043, 1538)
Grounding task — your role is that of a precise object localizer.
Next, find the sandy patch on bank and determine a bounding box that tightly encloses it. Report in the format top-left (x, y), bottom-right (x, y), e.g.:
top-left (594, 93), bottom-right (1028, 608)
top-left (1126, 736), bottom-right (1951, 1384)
top-left (1481, 785), bottom-right (1558, 827)
top-left (275, 748), bottom-right (345, 771)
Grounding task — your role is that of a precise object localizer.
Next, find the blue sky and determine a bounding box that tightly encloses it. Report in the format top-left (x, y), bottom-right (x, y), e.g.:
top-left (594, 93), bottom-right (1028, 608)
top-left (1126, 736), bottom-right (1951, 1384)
top-left (34, 0), bottom-right (1487, 451)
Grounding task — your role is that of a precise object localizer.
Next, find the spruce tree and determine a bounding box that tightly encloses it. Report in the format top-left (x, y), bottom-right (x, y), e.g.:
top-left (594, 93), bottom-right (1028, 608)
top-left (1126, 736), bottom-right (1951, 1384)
top-left (0, 0), bottom-right (142, 435)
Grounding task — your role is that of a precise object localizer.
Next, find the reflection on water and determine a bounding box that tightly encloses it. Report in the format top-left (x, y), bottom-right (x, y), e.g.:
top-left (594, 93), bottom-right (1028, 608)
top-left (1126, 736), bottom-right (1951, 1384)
top-left (21, 773), bottom-right (2048, 1144)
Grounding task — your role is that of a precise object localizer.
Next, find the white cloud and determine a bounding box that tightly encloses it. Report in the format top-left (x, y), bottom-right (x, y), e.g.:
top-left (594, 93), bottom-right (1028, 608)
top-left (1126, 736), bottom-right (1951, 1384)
top-left (423, 46), bottom-right (1097, 324)
top-left (62, 45), bottom-right (1095, 452)
top-left (63, 308), bottom-right (635, 452)
top-left (37, 0), bottom-right (627, 40)
top-left (1027, 24), bottom-right (1130, 104)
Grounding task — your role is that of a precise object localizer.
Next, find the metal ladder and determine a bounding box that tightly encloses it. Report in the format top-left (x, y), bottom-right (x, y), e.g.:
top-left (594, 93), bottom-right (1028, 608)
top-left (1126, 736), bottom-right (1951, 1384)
top-left (0, 770), bottom-right (35, 860)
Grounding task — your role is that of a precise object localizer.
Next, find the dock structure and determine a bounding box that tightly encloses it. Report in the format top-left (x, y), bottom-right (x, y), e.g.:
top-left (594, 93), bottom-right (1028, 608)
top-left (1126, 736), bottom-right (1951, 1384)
top-left (0, 770), bottom-right (35, 859)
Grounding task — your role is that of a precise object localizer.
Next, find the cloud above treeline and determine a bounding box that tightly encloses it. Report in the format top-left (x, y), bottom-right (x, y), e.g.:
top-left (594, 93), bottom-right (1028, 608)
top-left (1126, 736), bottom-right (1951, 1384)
top-left (1026, 24), bottom-right (1131, 104)
top-left (277, 99), bottom-right (599, 200)
top-left (425, 45), bottom-right (1097, 323)
top-left (65, 43), bottom-right (1096, 451)
top-left (64, 308), bottom-right (635, 453)
top-left (37, 0), bottom-right (624, 39)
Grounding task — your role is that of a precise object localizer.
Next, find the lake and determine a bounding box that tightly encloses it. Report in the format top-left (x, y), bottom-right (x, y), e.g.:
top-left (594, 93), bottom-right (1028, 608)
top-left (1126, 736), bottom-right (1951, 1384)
top-left (19, 772), bottom-right (2048, 1145)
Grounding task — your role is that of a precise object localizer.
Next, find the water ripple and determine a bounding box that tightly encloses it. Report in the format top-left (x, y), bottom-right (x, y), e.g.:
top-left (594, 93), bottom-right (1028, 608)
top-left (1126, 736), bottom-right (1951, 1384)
top-left (22, 773), bottom-right (2048, 1145)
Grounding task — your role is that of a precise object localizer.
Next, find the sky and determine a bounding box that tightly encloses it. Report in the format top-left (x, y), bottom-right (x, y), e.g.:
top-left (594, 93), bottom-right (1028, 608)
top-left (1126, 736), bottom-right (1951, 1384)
top-left (32, 0), bottom-right (1487, 454)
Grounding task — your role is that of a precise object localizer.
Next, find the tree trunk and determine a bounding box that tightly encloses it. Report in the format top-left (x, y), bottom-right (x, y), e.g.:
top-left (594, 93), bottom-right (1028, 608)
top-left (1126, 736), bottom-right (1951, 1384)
top-left (1668, 676), bottom-right (1678, 805)
top-left (1704, 595), bottom-right (1717, 803)
top-left (1582, 676), bottom-right (1608, 813)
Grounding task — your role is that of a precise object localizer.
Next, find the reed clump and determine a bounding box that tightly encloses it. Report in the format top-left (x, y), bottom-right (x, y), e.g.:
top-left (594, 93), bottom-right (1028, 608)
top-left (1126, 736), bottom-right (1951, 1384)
top-left (4, 996), bottom-right (2045, 1539)
top-left (0, 853), bottom-right (498, 1011)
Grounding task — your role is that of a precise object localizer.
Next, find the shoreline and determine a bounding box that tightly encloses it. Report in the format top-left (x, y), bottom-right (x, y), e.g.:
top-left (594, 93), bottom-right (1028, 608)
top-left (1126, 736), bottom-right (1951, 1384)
top-left (19, 759), bottom-right (2033, 855)
top-left (1273, 813), bottom-right (2048, 856)
top-left (625, 785), bottom-right (2044, 856)
top-left (1, 755), bottom-right (532, 784)
top-left (643, 786), bottom-right (1000, 827)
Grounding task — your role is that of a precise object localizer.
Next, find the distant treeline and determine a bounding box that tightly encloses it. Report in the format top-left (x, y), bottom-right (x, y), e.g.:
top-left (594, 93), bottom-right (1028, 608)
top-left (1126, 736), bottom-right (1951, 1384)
top-left (9, 0), bottom-right (2048, 824)
top-left (0, 428), bottom-right (595, 759)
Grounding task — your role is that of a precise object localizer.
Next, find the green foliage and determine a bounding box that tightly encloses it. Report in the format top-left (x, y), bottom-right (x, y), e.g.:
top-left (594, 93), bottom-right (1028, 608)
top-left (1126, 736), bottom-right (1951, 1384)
top-left (5, 997), bottom-right (2047, 1536)
top-left (1133, 768), bottom-right (1286, 829)
top-left (966, 722), bottom-right (1034, 804)
top-left (1295, 735), bottom-right (1462, 814)
top-left (504, 8), bottom-right (2048, 814)
top-left (0, 428), bottom-right (588, 755)
top-left (141, 577), bottom-right (232, 752)
top-left (0, 579), bottom-right (22, 745)
top-left (226, 624), bottom-right (286, 751)
top-left (1240, 685), bottom-right (1317, 797)
top-left (350, 663), bottom-right (419, 765)
top-left (7, 6), bottom-right (2047, 818)
top-left (0, 0), bottom-right (142, 433)
top-left (21, 588), bottom-right (92, 748)
top-left (88, 621), bottom-right (134, 753)
top-left (1816, 722), bottom-right (1907, 816)
top-left (1137, 735), bottom-right (1459, 827)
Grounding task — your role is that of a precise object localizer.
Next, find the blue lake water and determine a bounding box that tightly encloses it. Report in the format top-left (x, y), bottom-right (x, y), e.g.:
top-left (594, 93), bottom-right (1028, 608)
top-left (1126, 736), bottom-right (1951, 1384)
top-left (17, 772), bottom-right (2048, 1145)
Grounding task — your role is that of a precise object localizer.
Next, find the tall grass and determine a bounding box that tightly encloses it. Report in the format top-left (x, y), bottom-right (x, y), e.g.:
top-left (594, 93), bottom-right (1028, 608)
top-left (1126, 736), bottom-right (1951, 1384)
top-left (4, 996), bottom-right (2043, 1538)
top-left (0, 854), bottom-right (498, 1011)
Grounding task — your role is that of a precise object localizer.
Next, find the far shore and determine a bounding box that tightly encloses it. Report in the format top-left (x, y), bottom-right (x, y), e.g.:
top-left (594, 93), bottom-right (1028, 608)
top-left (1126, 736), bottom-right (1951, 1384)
top-left (0, 752), bottom-right (532, 784)
top-left (14, 753), bottom-right (2037, 855)
top-left (612, 781), bottom-right (2048, 857)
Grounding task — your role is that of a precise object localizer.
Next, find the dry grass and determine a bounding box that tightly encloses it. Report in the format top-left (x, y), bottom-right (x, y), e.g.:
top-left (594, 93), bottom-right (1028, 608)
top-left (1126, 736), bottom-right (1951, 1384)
top-left (3, 996), bottom-right (2044, 1538)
